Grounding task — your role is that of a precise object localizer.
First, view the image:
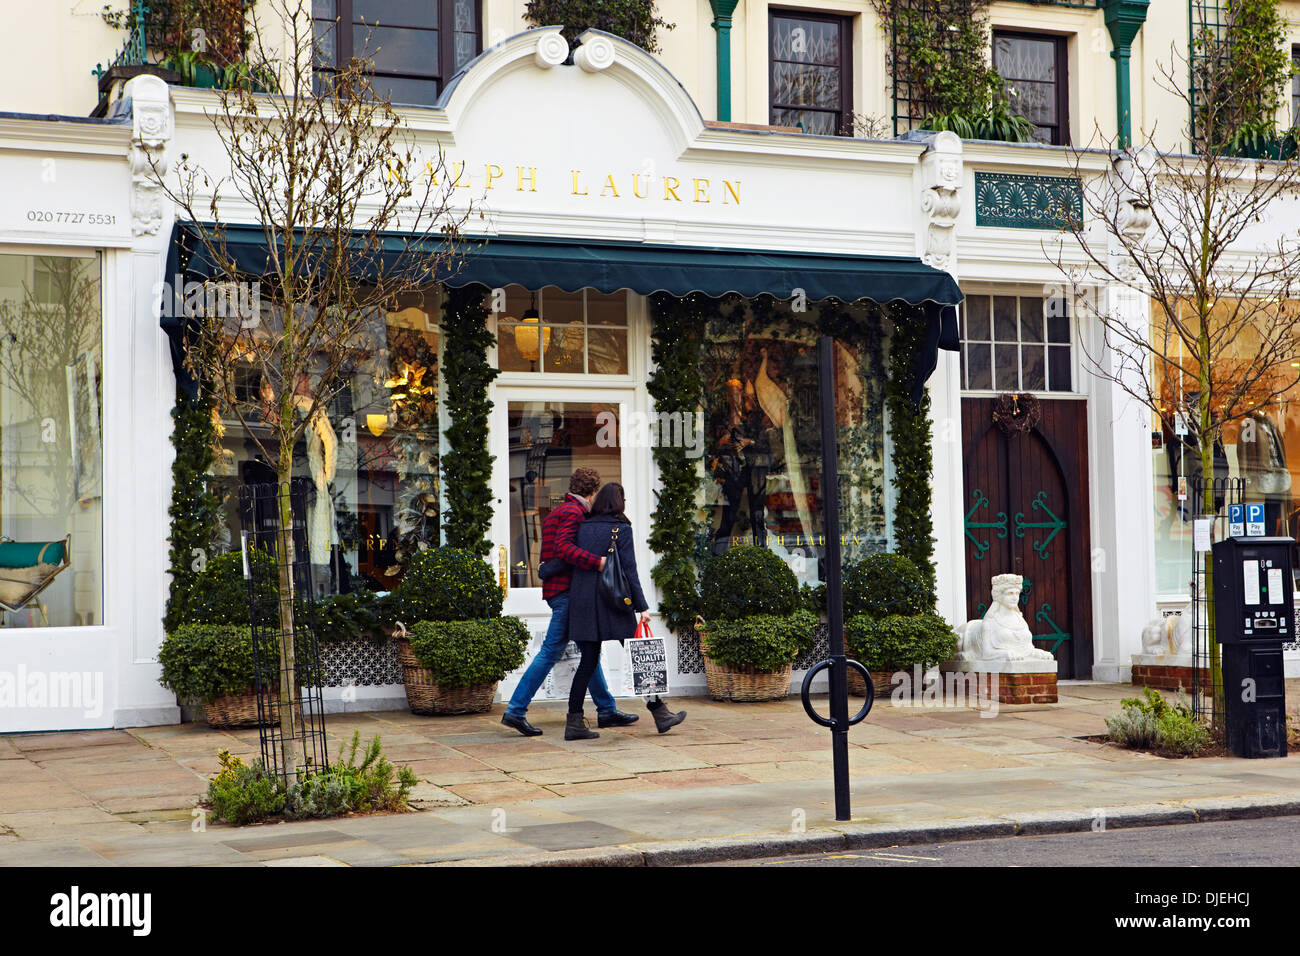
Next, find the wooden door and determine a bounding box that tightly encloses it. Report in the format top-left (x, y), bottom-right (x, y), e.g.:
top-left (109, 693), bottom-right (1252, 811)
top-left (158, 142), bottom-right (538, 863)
top-left (960, 396), bottom-right (1093, 679)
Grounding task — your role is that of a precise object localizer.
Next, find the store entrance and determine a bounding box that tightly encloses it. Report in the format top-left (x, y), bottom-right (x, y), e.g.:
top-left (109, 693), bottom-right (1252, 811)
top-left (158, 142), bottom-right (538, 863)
top-left (960, 395), bottom-right (1093, 679)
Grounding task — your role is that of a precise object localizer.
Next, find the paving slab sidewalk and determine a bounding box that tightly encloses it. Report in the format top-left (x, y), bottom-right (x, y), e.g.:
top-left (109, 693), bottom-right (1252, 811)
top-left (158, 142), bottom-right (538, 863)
top-left (2, 681), bottom-right (1300, 866)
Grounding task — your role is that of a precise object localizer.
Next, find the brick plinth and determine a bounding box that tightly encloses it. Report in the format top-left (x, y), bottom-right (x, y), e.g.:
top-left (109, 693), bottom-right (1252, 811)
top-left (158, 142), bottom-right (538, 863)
top-left (989, 672), bottom-right (1058, 704)
top-left (1131, 664), bottom-right (1210, 692)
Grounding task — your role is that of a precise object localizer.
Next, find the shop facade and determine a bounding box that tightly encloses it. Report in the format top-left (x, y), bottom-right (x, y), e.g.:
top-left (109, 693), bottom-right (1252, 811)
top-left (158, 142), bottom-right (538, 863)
top-left (6, 25), bottom-right (1299, 732)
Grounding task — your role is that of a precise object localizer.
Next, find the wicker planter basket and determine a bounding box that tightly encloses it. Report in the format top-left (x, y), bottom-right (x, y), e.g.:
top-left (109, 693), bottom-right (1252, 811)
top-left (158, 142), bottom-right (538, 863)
top-left (204, 690), bottom-right (262, 728)
top-left (696, 619), bottom-right (793, 702)
top-left (847, 667), bottom-right (897, 699)
top-left (396, 638), bottom-right (498, 715)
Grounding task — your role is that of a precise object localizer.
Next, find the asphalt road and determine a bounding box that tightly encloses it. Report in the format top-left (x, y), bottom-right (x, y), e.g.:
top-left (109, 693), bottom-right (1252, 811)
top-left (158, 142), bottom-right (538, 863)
top-left (717, 816), bottom-right (1300, 866)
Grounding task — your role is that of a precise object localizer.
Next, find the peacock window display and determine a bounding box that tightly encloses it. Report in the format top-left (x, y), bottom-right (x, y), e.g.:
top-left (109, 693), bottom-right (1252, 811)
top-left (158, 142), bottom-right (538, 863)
top-left (699, 295), bottom-right (889, 585)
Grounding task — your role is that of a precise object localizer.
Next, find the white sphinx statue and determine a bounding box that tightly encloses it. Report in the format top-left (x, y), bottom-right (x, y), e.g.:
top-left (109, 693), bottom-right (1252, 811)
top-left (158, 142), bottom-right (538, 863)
top-left (956, 573), bottom-right (1057, 663)
top-left (1138, 581), bottom-right (1204, 661)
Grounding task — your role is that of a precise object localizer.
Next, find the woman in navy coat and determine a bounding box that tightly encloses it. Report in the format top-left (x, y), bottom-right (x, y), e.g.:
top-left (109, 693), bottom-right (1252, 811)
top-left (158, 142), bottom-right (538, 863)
top-left (564, 483), bottom-right (686, 740)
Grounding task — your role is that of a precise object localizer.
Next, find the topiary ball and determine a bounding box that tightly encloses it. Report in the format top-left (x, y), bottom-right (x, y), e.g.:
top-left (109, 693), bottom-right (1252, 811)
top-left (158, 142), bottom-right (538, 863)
top-left (843, 553), bottom-right (935, 618)
top-left (398, 547), bottom-right (503, 624)
top-left (188, 549), bottom-right (278, 627)
top-left (699, 545), bottom-right (800, 621)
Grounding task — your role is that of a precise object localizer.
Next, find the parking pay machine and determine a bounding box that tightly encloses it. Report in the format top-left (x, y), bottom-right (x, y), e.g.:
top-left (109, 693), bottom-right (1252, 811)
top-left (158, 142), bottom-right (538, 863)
top-left (1211, 533), bottom-right (1292, 758)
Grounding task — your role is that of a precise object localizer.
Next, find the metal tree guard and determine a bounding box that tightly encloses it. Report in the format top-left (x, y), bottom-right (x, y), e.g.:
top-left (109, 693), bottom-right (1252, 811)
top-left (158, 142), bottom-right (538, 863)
top-left (1190, 475), bottom-right (1243, 724)
top-left (239, 480), bottom-right (329, 783)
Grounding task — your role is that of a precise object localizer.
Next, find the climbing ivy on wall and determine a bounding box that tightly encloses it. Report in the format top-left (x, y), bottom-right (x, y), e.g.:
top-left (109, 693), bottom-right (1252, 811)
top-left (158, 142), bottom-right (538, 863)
top-left (523, 0), bottom-right (675, 52)
top-left (884, 304), bottom-right (937, 596)
top-left (439, 285), bottom-right (498, 557)
top-left (164, 387), bottom-right (224, 633)
top-left (647, 292), bottom-right (709, 632)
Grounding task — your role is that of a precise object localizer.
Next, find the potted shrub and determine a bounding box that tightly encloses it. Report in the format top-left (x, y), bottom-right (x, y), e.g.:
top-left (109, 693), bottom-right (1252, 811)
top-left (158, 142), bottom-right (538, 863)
top-left (404, 617), bottom-right (529, 714)
top-left (696, 546), bottom-right (817, 701)
top-left (841, 553), bottom-right (937, 697)
top-left (845, 613), bottom-right (958, 699)
top-left (394, 547), bottom-right (524, 714)
top-left (158, 623), bottom-right (263, 728)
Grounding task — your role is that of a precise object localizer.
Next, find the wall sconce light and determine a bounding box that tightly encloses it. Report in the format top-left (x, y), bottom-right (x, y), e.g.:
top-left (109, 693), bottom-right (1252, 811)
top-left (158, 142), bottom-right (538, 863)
top-left (366, 413), bottom-right (390, 437)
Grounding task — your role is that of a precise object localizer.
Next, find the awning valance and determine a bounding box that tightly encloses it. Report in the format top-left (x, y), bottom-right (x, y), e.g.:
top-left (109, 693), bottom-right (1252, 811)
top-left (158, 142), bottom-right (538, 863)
top-left (164, 223), bottom-right (962, 398)
top-left (171, 223), bottom-right (961, 305)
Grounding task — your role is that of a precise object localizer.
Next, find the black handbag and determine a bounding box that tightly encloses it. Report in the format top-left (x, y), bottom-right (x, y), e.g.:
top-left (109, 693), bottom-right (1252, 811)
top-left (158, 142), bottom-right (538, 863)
top-left (598, 525), bottom-right (634, 611)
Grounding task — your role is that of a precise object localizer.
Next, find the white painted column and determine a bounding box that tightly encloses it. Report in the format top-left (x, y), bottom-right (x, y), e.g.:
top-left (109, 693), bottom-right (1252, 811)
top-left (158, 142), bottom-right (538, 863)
top-left (916, 131), bottom-right (966, 627)
top-left (1086, 283), bottom-right (1156, 681)
top-left (114, 74), bottom-right (180, 726)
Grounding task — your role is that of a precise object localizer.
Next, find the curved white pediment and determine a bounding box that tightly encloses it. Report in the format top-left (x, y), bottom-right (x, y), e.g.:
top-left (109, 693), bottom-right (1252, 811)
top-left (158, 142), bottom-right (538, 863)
top-left (437, 26), bottom-right (705, 158)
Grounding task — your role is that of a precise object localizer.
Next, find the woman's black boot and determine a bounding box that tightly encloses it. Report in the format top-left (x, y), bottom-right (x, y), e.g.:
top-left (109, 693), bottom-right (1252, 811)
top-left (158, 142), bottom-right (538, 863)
top-left (565, 712), bottom-right (599, 741)
top-left (647, 697), bottom-right (686, 734)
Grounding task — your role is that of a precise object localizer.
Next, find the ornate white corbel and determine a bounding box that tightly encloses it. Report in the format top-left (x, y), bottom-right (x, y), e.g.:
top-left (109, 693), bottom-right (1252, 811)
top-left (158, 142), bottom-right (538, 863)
top-left (573, 33), bottom-right (616, 72)
top-left (1109, 147), bottom-right (1154, 282)
top-left (919, 131), bottom-right (963, 272)
top-left (534, 29), bottom-right (569, 69)
top-left (125, 74), bottom-right (172, 238)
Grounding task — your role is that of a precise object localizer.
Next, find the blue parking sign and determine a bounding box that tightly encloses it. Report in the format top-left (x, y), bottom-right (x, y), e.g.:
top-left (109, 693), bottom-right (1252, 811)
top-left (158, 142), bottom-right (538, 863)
top-left (1245, 502), bottom-right (1266, 537)
top-left (1228, 503), bottom-right (1245, 537)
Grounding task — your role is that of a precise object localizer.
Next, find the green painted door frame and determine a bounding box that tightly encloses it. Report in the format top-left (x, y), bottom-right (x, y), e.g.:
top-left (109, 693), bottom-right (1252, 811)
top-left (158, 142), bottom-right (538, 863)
top-left (1104, 0), bottom-right (1150, 147)
top-left (710, 0), bottom-right (742, 122)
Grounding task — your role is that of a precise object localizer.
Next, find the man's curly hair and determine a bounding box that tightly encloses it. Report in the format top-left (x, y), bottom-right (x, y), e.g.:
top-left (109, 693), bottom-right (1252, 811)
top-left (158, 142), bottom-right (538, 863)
top-left (569, 467), bottom-right (601, 497)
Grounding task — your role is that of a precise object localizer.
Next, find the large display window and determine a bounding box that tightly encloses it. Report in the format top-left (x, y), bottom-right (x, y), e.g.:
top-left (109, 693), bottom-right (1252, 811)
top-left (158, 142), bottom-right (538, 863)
top-left (210, 289), bottom-right (442, 594)
top-left (1151, 298), bottom-right (1300, 596)
top-left (699, 296), bottom-right (890, 585)
top-left (0, 253), bottom-right (103, 628)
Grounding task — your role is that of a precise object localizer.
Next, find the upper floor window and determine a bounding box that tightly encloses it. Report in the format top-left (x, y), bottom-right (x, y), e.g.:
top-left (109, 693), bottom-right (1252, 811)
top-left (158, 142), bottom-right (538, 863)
top-left (313, 0), bottom-right (481, 107)
top-left (769, 10), bottom-right (853, 135)
top-left (961, 294), bottom-right (1073, 393)
top-left (1292, 46), bottom-right (1300, 126)
top-left (993, 30), bottom-right (1068, 145)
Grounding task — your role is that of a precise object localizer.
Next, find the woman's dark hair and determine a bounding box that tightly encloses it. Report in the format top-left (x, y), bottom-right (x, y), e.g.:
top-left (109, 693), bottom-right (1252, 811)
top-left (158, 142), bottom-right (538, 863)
top-left (591, 482), bottom-right (629, 523)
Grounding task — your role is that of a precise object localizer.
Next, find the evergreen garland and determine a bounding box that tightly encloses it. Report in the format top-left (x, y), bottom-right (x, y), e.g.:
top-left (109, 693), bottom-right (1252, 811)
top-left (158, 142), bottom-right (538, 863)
top-left (647, 292), bottom-right (709, 632)
top-left (884, 304), bottom-right (937, 595)
top-left (439, 284), bottom-right (498, 556)
top-left (164, 387), bottom-right (224, 633)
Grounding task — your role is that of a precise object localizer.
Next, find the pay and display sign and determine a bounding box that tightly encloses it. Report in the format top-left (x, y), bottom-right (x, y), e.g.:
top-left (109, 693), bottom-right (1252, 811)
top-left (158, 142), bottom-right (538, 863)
top-left (1229, 503), bottom-right (1266, 537)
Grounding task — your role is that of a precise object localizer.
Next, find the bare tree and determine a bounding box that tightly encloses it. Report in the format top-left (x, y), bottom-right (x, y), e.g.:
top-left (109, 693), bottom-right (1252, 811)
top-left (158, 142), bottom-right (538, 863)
top-left (155, 0), bottom-right (470, 776)
top-left (1054, 27), bottom-right (1300, 725)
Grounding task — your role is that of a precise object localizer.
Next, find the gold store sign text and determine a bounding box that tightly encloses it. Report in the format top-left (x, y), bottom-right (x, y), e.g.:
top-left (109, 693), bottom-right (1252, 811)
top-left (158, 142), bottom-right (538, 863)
top-left (392, 161), bottom-right (741, 205)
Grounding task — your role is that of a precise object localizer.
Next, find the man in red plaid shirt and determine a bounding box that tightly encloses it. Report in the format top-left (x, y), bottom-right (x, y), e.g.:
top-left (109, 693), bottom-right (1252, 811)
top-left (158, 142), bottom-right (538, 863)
top-left (502, 467), bottom-right (640, 736)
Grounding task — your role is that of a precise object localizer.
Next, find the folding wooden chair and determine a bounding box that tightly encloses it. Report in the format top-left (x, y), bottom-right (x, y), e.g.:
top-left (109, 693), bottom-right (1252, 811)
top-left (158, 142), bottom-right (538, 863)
top-left (0, 536), bottom-right (71, 627)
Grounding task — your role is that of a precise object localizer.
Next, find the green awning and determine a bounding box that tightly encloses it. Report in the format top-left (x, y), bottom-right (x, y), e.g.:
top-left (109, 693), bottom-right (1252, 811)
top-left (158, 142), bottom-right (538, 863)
top-left (170, 223), bottom-right (960, 306)
top-left (165, 223), bottom-right (962, 398)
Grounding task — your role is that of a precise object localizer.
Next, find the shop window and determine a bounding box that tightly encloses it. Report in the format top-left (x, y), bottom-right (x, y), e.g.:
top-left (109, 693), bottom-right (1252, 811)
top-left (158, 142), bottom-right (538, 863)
top-left (769, 10), bottom-right (853, 135)
top-left (960, 294), bottom-right (1072, 393)
top-left (495, 286), bottom-right (629, 375)
top-left (1150, 299), bottom-right (1300, 596)
top-left (700, 298), bottom-right (889, 586)
top-left (507, 401), bottom-right (622, 589)
top-left (312, 0), bottom-right (481, 106)
top-left (211, 290), bottom-right (442, 595)
top-left (993, 31), bottom-right (1068, 146)
top-left (0, 253), bottom-right (103, 629)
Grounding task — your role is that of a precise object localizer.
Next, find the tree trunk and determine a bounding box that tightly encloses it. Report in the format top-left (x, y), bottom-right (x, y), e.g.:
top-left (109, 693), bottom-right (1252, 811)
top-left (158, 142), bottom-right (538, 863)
top-left (275, 438), bottom-right (300, 779)
top-left (1198, 374), bottom-right (1223, 731)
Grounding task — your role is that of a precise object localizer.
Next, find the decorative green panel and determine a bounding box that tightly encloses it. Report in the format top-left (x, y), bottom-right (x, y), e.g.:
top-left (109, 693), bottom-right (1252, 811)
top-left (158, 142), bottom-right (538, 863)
top-left (974, 172), bottom-right (1083, 230)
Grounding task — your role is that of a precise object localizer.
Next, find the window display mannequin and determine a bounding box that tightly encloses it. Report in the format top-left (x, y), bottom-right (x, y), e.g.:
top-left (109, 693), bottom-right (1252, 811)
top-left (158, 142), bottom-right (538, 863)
top-left (709, 377), bottom-right (771, 551)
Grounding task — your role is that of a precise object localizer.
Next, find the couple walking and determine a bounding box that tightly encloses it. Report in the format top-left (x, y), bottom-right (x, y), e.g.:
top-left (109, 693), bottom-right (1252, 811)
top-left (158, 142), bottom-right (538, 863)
top-left (501, 467), bottom-right (687, 741)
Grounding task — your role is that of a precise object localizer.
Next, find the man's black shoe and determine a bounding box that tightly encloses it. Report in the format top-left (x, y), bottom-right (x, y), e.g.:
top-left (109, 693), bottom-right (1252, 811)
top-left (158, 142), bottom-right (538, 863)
top-left (501, 713), bottom-right (543, 737)
top-left (597, 709), bottom-right (640, 728)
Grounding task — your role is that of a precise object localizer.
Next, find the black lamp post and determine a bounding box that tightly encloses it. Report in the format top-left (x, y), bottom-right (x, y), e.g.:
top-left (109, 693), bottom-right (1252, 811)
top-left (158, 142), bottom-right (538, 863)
top-left (800, 334), bottom-right (874, 821)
